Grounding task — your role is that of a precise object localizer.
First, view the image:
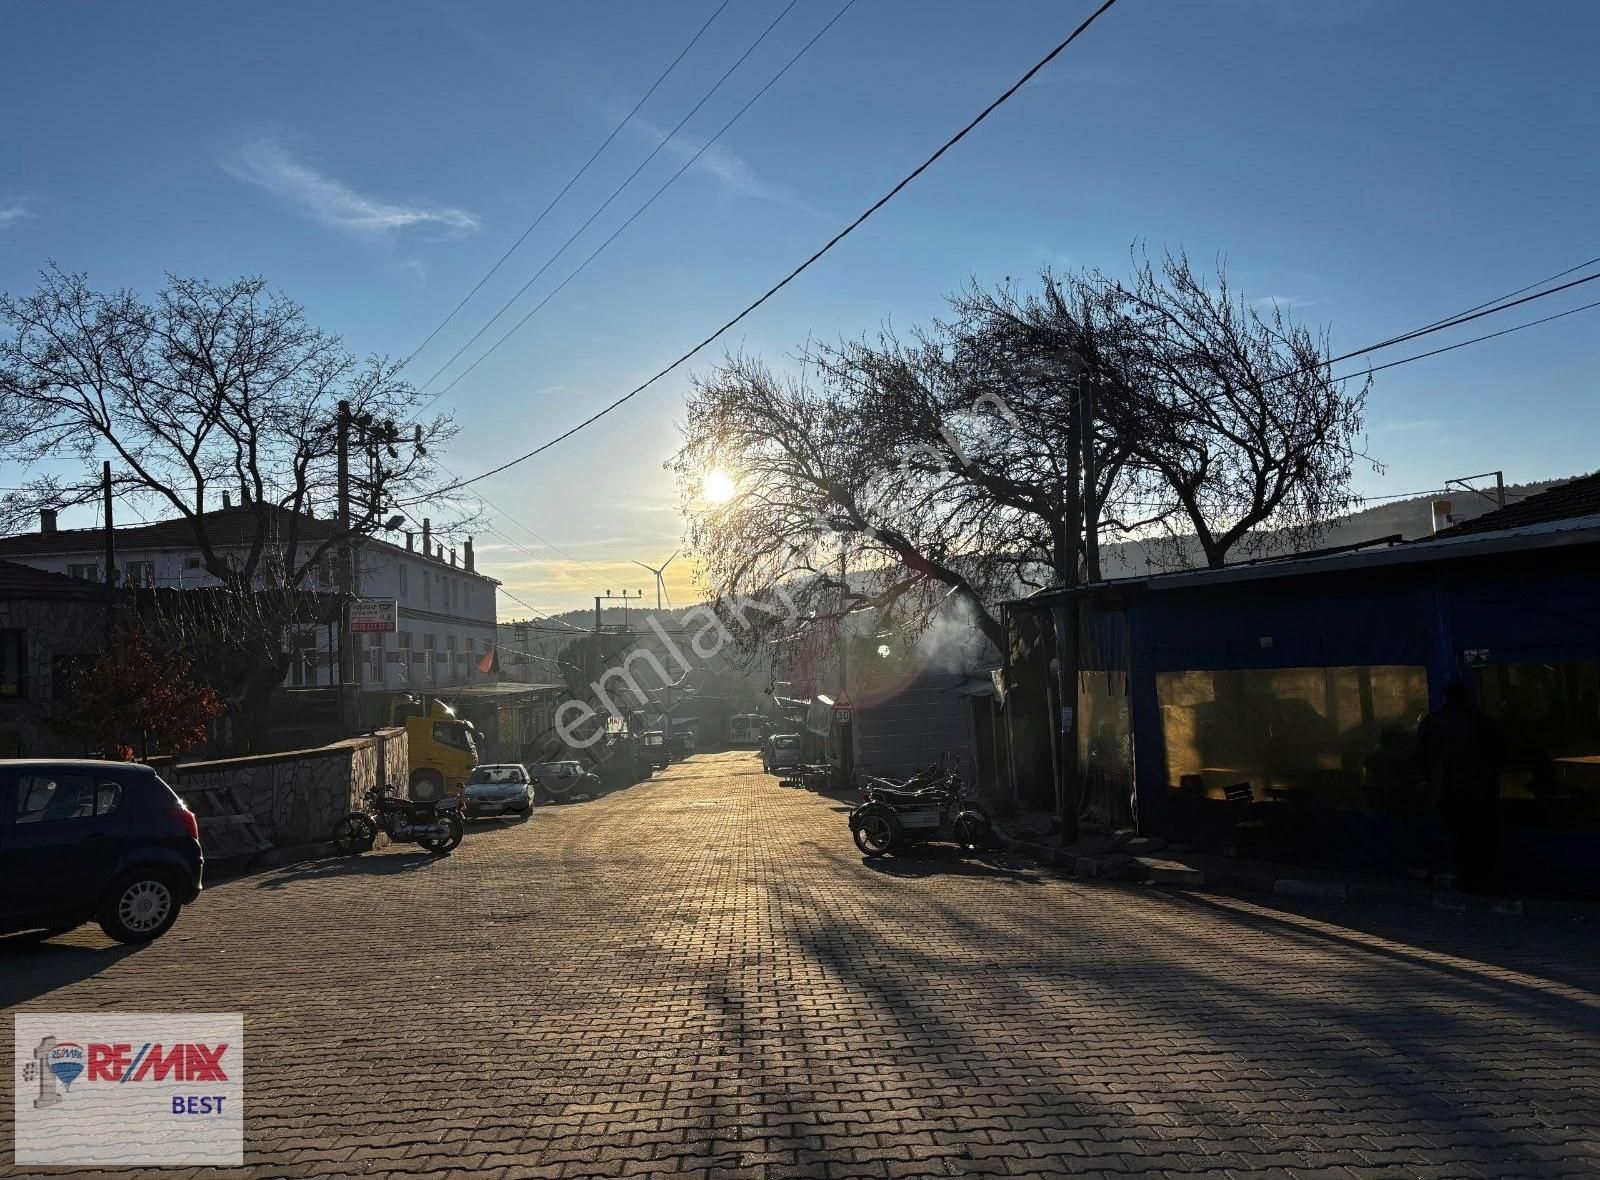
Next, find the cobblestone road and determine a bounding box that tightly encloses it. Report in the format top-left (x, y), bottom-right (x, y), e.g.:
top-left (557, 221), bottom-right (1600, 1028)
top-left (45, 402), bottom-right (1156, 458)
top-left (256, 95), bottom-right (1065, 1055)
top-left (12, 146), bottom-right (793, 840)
top-left (4, 751), bottom-right (1599, 1178)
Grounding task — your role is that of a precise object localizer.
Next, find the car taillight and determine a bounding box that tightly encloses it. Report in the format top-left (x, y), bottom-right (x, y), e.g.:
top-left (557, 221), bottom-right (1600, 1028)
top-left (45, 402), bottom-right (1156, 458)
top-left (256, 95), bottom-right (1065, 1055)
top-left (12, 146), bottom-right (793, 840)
top-left (170, 805), bottom-right (200, 843)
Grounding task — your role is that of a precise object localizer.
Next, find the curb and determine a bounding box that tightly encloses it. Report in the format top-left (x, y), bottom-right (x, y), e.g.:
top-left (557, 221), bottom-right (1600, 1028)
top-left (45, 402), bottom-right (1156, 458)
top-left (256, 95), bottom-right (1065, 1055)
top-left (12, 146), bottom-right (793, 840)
top-left (992, 827), bottom-right (1594, 921)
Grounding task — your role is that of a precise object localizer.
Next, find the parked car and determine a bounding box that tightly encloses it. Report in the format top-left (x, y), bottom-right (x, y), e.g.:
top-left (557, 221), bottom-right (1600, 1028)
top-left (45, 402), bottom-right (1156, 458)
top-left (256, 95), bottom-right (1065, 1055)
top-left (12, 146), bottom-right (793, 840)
top-left (640, 730), bottom-right (670, 770)
top-left (528, 760), bottom-right (601, 803)
top-left (463, 763), bottom-right (534, 818)
top-left (671, 729), bottom-right (697, 758)
top-left (0, 760), bottom-right (203, 944)
top-left (763, 733), bottom-right (802, 773)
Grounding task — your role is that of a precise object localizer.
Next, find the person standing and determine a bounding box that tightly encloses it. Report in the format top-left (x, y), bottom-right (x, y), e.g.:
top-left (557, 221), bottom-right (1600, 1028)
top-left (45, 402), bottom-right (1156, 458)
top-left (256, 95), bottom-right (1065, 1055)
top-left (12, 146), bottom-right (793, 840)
top-left (1416, 678), bottom-right (1504, 892)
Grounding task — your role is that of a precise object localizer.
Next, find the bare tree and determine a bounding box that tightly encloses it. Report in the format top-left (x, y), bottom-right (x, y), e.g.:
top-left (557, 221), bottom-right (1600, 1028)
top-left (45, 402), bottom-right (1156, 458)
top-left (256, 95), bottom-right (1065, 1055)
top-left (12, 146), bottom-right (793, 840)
top-left (0, 266), bottom-right (462, 734)
top-left (674, 253), bottom-right (1371, 664)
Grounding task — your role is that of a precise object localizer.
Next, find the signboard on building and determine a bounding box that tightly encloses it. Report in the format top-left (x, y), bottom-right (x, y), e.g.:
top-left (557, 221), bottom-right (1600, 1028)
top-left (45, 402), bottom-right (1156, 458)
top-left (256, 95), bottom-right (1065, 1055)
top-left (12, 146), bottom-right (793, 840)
top-left (348, 598), bottom-right (397, 634)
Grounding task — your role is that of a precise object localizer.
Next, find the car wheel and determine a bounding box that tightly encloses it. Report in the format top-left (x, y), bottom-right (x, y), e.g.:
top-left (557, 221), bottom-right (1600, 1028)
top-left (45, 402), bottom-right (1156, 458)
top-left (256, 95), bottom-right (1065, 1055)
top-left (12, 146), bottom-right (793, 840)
top-left (98, 870), bottom-right (182, 944)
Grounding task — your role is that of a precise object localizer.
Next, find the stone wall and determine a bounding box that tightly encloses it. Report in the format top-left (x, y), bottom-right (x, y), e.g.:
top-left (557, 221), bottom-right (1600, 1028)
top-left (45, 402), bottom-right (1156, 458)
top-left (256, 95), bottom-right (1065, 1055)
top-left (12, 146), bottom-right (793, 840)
top-left (166, 727), bottom-right (409, 848)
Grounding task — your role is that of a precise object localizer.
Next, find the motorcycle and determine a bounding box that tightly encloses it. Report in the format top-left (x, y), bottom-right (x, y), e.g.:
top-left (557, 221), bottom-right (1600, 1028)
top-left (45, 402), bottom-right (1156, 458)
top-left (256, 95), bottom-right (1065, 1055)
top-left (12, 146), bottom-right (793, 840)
top-left (848, 754), bottom-right (991, 858)
top-left (332, 783), bottom-right (466, 857)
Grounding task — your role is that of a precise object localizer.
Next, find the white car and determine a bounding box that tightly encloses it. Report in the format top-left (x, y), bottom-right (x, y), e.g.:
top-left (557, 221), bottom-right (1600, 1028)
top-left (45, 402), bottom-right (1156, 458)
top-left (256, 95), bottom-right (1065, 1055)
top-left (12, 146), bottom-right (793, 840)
top-left (763, 734), bottom-right (802, 773)
top-left (463, 764), bottom-right (533, 818)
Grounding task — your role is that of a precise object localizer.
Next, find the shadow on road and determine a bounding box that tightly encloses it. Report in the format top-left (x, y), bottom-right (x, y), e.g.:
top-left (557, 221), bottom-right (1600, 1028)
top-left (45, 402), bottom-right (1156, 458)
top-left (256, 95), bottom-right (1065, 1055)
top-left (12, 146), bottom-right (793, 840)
top-left (862, 846), bottom-right (1042, 884)
top-left (0, 936), bottom-right (145, 1007)
top-left (253, 850), bottom-right (450, 889)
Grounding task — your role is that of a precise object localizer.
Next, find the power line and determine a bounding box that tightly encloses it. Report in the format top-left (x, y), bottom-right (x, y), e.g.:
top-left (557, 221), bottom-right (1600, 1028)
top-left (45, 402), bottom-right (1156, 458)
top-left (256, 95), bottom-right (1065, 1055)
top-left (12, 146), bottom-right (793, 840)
top-left (420, 0), bottom-right (860, 411)
top-left (400, 0), bottom-right (735, 372)
top-left (1407, 253), bottom-right (1600, 337)
top-left (415, 0), bottom-right (808, 398)
top-left (1328, 294), bottom-right (1600, 384)
top-left (1312, 270), bottom-right (1600, 379)
top-left (432, 0), bottom-right (1124, 496)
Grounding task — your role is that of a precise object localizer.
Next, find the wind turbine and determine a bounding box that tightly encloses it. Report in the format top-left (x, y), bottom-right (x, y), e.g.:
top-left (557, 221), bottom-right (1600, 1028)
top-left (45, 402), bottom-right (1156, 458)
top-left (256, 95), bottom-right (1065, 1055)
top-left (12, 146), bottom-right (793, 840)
top-left (634, 549), bottom-right (679, 612)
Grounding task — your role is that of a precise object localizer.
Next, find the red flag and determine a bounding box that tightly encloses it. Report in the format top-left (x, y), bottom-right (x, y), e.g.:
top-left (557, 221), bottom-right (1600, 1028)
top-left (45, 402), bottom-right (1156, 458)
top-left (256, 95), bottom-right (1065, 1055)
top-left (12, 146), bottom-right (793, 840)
top-left (477, 647), bottom-right (499, 675)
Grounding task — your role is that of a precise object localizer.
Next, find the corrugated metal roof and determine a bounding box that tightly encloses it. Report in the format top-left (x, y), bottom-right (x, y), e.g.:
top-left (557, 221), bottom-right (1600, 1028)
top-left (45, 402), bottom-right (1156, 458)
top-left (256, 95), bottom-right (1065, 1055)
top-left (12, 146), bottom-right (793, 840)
top-left (1010, 511), bottom-right (1600, 605)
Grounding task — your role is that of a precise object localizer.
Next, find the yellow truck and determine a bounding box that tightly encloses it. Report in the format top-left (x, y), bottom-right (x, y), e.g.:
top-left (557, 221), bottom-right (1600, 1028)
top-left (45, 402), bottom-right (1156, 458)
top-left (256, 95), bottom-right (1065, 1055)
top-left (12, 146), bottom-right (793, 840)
top-left (389, 696), bottom-right (479, 798)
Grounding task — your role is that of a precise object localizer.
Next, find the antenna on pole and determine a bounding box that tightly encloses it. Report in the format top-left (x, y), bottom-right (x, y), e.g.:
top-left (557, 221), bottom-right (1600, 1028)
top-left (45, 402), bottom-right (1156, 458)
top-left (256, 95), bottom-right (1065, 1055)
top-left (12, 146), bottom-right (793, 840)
top-left (632, 549), bottom-right (680, 612)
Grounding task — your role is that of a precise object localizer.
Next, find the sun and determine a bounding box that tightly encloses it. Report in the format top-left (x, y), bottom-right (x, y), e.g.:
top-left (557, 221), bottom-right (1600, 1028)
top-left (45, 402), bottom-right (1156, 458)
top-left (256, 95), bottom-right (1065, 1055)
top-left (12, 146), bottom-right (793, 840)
top-left (703, 468), bottom-right (735, 505)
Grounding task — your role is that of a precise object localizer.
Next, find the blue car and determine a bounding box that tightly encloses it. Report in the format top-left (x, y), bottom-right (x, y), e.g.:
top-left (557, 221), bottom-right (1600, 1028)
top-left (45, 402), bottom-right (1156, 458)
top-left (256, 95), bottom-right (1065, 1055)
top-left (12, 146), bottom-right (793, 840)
top-left (0, 760), bottom-right (204, 943)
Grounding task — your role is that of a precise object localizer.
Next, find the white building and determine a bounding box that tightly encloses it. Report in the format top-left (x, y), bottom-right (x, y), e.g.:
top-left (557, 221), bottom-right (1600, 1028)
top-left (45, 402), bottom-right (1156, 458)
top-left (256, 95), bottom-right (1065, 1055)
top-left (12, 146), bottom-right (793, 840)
top-left (0, 505), bottom-right (498, 694)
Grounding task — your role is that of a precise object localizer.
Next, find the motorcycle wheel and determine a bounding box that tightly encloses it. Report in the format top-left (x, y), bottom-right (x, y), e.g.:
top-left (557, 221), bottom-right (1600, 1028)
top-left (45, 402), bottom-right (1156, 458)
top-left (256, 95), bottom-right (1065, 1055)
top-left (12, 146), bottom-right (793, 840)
top-left (953, 812), bottom-right (990, 852)
top-left (332, 813), bottom-right (377, 856)
top-left (852, 809), bottom-right (898, 857)
top-left (419, 814), bottom-right (464, 856)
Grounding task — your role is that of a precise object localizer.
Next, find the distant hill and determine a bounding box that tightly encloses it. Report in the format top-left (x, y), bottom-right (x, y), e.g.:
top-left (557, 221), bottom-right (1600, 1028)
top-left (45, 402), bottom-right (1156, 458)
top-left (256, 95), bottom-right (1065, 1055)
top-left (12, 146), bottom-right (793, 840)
top-left (495, 474), bottom-right (1586, 657)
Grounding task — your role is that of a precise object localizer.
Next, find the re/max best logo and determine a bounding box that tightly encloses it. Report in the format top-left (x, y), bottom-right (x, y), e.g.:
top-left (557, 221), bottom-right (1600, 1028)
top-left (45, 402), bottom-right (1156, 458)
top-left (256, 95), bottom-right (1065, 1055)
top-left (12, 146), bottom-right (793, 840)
top-left (28, 1036), bottom-right (231, 1114)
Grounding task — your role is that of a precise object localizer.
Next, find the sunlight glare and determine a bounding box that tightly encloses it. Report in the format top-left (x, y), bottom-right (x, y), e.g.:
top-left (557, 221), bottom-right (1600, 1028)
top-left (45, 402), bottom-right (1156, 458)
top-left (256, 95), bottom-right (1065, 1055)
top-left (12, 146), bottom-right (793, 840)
top-left (703, 468), bottom-right (735, 505)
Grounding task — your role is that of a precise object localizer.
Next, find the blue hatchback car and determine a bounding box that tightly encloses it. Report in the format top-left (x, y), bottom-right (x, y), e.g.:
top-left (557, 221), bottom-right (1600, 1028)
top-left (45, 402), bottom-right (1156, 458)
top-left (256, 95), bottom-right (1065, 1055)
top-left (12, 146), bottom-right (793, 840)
top-left (0, 760), bottom-right (204, 943)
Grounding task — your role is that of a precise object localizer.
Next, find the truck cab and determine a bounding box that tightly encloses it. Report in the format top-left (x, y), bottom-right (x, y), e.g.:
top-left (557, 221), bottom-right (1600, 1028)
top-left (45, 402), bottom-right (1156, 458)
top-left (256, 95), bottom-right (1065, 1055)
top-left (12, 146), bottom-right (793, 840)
top-left (389, 696), bottom-right (478, 798)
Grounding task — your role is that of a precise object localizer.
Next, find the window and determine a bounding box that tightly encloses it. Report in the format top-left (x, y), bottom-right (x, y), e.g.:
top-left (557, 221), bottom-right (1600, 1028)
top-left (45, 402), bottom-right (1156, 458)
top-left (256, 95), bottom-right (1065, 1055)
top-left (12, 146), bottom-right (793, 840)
top-left (423, 571), bottom-right (432, 607)
top-left (398, 563), bottom-right (409, 598)
top-left (446, 636), bottom-right (457, 652)
top-left (433, 721), bottom-right (474, 752)
top-left (0, 630), bottom-right (26, 698)
top-left (67, 563), bottom-right (100, 582)
top-left (16, 773), bottom-right (122, 823)
top-left (1159, 665), bottom-right (1429, 813)
top-left (1474, 659), bottom-right (1600, 829)
top-left (289, 628), bottom-right (318, 688)
top-left (184, 556), bottom-right (202, 570)
top-left (124, 560), bottom-right (156, 588)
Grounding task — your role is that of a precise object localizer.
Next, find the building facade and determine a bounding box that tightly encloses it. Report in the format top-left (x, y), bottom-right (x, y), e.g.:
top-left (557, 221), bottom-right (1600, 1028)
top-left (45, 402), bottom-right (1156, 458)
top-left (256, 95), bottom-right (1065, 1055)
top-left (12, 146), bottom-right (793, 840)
top-left (0, 506), bottom-right (499, 696)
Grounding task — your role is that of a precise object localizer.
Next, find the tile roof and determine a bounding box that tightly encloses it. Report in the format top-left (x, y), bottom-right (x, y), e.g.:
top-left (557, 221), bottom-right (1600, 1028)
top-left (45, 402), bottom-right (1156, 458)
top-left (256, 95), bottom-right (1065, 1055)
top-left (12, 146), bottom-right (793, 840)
top-left (1430, 471), bottom-right (1600, 537)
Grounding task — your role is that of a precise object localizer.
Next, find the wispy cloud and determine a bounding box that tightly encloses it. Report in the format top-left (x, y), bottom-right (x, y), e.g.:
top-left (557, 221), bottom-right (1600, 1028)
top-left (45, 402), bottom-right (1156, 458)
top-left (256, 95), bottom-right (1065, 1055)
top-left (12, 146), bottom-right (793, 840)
top-left (0, 200), bottom-right (35, 230)
top-left (218, 135), bottom-right (478, 237)
top-left (632, 117), bottom-right (814, 213)
top-left (1251, 294), bottom-right (1319, 311)
top-left (1379, 418), bottom-right (1442, 433)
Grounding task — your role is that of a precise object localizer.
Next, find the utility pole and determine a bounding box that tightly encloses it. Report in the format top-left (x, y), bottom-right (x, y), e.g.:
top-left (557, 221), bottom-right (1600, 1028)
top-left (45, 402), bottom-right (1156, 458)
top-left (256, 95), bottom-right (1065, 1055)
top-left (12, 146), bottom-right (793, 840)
top-left (335, 400), bottom-right (352, 725)
top-left (102, 461), bottom-right (115, 650)
top-left (1052, 362), bottom-right (1088, 843)
top-left (1081, 372), bottom-right (1100, 584)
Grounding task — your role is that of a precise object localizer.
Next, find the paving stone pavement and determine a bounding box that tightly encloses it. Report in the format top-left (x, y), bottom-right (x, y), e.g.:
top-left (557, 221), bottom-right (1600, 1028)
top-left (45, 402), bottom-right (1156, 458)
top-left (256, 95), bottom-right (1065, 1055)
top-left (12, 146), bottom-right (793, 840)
top-left (3, 750), bottom-right (1598, 1179)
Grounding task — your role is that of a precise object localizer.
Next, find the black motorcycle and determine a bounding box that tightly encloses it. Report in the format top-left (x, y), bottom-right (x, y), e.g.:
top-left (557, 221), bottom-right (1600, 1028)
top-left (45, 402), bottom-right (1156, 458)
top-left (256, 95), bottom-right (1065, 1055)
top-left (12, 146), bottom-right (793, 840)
top-left (849, 755), bottom-right (991, 857)
top-left (332, 784), bottom-right (465, 857)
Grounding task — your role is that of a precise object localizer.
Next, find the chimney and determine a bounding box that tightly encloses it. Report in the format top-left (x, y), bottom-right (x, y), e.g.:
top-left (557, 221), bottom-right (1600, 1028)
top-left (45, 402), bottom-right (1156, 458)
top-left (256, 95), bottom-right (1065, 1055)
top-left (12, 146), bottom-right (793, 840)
top-left (40, 509), bottom-right (57, 535)
top-left (405, 531), bottom-right (414, 552)
top-left (222, 491), bottom-right (232, 510)
top-left (450, 547), bottom-right (457, 567)
top-left (421, 517), bottom-right (431, 558)
top-left (464, 537), bottom-right (474, 572)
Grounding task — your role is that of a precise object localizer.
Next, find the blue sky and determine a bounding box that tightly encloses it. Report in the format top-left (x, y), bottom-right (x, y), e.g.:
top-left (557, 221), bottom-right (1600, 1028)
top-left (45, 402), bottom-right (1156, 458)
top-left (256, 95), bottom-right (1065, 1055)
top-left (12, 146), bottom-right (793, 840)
top-left (3, 0), bottom-right (1597, 613)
